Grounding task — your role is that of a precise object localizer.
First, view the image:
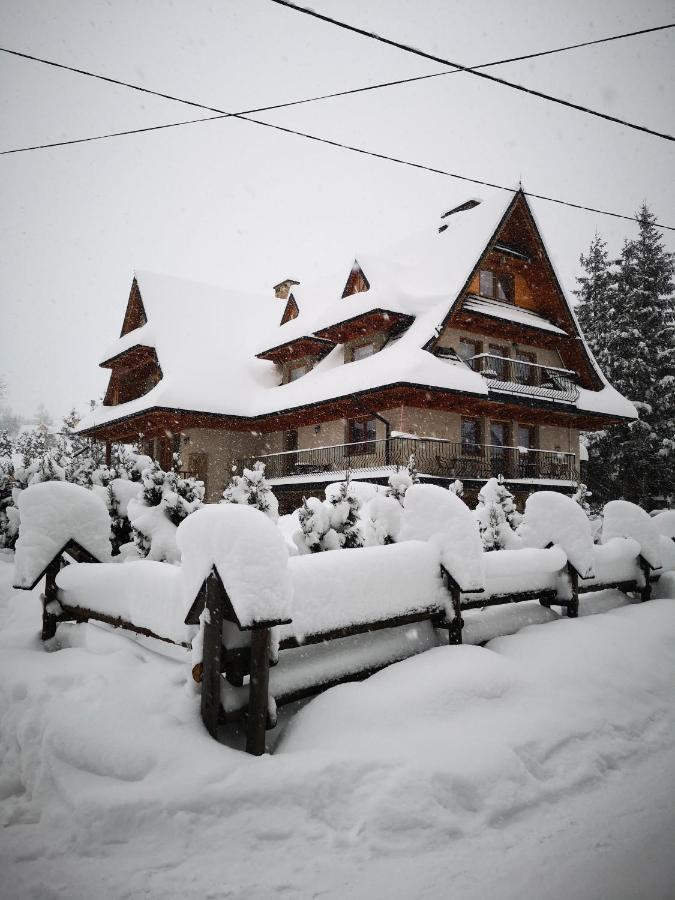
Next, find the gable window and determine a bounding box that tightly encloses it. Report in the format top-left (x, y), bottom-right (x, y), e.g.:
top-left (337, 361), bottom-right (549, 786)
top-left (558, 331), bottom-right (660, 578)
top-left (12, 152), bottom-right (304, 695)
top-left (349, 418), bottom-right (377, 452)
top-left (352, 342), bottom-right (376, 362)
top-left (478, 269), bottom-right (514, 304)
top-left (288, 364), bottom-right (308, 382)
top-left (461, 417), bottom-right (482, 455)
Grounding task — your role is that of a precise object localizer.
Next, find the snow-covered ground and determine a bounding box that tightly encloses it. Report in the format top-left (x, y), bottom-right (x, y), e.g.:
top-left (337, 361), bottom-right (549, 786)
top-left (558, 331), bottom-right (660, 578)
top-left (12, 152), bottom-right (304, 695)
top-left (1, 551), bottom-right (674, 899)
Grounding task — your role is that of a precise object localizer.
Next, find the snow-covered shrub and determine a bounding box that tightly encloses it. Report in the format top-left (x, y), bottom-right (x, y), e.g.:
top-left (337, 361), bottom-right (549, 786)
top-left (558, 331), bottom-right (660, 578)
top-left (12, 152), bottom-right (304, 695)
top-left (326, 477), bottom-right (363, 549)
top-left (221, 461), bottom-right (279, 522)
top-left (0, 452), bottom-right (16, 549)
top-left (517, 490), bottom-right (595, 578)
top-left (474, 477), bottom-right (522, 552)
top-left (572, 481), bottom-right (592, 515)
top-left (366, 493), bottom-right (403, 545)
top-left (129, 463), bottom-right (204, 562)
top-left (294, 496), bottom-right (340, 554)
top-left (385, 454), bottom-right (420, 506)
top-left (448, 479), bottom-right (464, 498)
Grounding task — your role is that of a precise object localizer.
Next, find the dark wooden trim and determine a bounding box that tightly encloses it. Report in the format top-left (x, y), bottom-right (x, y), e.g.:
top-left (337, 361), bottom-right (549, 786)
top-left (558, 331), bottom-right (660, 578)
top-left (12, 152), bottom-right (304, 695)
top-left (15, 539), bottom-right (103, 592)
top-left (246, 628), bottom-right (271, 755)
top-left (57, 602), bottom-right (191, 648)
top-left (278, 608), bottom-right (445, 651)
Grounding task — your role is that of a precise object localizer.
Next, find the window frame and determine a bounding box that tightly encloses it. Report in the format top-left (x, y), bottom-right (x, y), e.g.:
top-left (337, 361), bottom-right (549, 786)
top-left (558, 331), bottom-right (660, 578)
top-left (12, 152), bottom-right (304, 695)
top-left (461, 416), bottom-right (482, 455)
top-left (348, 417), bottom-right (378, 453)
top-left (351, 341), bottom-right (376, 362)
top-left (478, 268), bottom-right (515, 304)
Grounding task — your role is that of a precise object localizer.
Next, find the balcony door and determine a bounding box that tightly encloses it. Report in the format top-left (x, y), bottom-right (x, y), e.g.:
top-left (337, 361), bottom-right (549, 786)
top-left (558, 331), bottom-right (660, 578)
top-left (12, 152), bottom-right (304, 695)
top-left (489, 421), bottom-right (510, 476)
top-left (283, 429), bottom-right (298, 474)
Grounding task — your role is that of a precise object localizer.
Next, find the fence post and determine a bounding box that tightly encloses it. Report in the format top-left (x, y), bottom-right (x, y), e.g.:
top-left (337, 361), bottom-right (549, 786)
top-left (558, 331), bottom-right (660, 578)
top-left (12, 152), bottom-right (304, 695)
top-left (638, 556), bottom-right (652, 602)
top-left (200, 571), bottom-right (225, 739)
top-left (441, 565), bottom-right (464, 644)
top-left (42, 555), bottom-right (61, 641)
top-left (566, 562), bottom-right (579, 618)
top-left (246, 627), bottom-right (271, 756)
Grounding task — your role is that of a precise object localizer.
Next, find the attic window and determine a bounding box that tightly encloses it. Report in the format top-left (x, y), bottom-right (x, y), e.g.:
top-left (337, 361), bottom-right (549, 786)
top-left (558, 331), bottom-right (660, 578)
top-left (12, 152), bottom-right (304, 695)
top-left (352, 343), bottom-right (375, 362)
top-left (433, 346), bottom-right (460, 362)
top-left (479, 269), bottom-right (514, 304)
top-left (288, 364), bottom-right (308, 382)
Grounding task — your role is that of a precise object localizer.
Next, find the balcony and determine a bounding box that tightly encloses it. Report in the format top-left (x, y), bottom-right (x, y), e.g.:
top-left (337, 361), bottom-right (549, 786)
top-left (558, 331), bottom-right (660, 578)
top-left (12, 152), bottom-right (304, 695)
top-left (236, 436), bottom-right (578, 484)
top-left (469, 354), bottom-right (580, 403)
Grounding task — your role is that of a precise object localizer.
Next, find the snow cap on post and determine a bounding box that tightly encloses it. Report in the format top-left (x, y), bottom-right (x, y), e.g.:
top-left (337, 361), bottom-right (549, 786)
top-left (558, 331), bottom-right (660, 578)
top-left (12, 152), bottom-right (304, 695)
top-left (602, 500), bottom-right (662, 571)
top-left (13, 481), bottom-right (112, 589)
top-left (399, 484), bottom-right (484, 592)
top-left (517, 491), bottom-right (595, 578)
top-left (178, 504), bottom-right (292, 629)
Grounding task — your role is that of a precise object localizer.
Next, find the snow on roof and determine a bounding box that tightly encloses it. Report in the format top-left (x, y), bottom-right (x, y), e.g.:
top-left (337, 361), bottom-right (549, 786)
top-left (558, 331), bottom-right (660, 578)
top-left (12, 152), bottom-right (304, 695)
top-left (462, 296), bottom-right (568, 335)
top-left (80, 192), bottom-right (637, 432)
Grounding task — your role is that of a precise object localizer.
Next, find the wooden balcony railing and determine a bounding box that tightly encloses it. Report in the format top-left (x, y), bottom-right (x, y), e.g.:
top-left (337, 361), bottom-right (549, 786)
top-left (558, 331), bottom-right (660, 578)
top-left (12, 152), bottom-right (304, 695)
top-left (236, 436), bottom-right (578, 483)
top-left (469, 354), bottom-right (580, 403)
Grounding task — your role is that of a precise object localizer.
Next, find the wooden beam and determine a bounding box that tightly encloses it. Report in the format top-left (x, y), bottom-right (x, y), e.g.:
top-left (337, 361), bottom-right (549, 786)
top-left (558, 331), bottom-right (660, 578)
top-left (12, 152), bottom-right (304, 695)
top-left (246, 627), bottom-right (271, 756)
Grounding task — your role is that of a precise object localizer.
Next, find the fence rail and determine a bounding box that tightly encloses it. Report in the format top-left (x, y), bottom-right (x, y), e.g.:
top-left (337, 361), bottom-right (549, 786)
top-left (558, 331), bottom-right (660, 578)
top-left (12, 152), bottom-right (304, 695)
top-left (237, 436), bottom-right (578, 483)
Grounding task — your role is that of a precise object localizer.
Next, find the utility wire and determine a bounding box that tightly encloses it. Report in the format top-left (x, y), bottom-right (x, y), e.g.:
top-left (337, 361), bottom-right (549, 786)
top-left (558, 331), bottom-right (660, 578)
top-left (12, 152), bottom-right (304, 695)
top-left (1, 40), bottom-right (673, 230)
top-left (1, 21), bottom-right (674, 155)
top-left (270, 0), bottom-right (675, 142)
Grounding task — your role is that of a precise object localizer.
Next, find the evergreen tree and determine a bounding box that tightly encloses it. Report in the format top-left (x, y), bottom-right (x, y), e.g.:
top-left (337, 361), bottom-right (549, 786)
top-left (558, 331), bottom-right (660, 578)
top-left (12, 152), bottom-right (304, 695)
top-left (221, 461), bottom-right (279, 521)
top-left (474, 476), bottom-right (521, 551)
top-left (327, 475), bottom-right (363, 549)
top-left (583, 204), bottom-right (675, 506)
top-left (295, 496), bottom-right (339, 553)
top-left (574, 232), bottom-right (615, 374)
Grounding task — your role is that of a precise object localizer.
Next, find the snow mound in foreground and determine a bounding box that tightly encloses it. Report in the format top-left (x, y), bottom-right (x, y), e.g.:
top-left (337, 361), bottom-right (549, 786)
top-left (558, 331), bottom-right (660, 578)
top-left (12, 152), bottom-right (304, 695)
top-left (13, 481), bottom-right (112, 588)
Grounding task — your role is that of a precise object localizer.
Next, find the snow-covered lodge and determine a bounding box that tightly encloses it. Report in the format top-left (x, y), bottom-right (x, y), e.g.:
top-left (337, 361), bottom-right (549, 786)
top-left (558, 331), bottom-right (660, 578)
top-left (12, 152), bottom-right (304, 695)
top-left (79, 190), bottom-right (636, 511)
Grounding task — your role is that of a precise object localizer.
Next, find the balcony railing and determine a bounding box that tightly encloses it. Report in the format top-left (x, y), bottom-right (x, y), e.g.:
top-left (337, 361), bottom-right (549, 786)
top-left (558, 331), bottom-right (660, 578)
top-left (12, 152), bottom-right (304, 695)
top-left (469, 354), bottom-right (580, 403)
top-left (236, 436), bottom-right (578, 483)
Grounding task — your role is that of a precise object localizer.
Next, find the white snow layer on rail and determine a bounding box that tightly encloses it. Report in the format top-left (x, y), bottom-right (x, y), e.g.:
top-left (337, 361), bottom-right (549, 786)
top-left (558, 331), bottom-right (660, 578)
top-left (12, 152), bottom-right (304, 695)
top-left (56, 561), bottom-right (193, 646)
top-left (177, 504), bottom-right (292, 628)
top-left (602, 500), bottom-right (662, 570)
top-left (13, 482), bottom-right (112, 588)
top-left (281, 541), bottom-right (446, 643)
top-left (518, 491), bottom-right (594, 577)
top-left (400, 484), bottom-right (484, 591)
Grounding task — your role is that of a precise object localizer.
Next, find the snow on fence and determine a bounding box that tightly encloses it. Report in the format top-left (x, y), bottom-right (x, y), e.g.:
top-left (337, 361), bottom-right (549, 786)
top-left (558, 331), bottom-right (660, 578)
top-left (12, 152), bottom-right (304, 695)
top-left (11, 481), bottom-right (669, 756)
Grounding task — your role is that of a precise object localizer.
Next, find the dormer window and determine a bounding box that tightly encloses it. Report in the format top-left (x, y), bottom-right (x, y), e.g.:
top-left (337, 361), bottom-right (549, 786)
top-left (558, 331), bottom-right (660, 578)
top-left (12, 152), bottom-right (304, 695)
top-left (288, 363), bottom-right (308, 382)
top-left (352, 343), bottom-right (376, 362)
top-left (479, 269), bottom-right (514, 304)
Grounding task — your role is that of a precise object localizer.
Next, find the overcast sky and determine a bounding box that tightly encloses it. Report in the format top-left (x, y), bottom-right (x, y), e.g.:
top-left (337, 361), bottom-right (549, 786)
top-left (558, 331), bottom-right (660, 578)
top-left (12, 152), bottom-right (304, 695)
top-left (1, 0), bottom-right (673, 421)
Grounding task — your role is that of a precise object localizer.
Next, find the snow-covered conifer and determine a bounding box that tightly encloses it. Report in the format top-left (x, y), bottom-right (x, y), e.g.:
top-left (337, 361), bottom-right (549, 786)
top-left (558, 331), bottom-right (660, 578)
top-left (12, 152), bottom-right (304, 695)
top-left (327, 476), bottom-right (363, 549)
top-left (448, 479), bottom-right (464, 497)
top-left (474, 477), bottom-right (521, 551)
top-left (581, 206), bottom-right (675, 506)
top-left (221, 461), bottom-right (279, 521)
top-left (295, 496), bottom-right (337, 553)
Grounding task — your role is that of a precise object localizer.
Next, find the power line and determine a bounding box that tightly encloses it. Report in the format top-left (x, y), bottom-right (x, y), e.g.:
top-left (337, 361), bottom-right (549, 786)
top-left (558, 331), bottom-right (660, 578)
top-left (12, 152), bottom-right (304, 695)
top-left (269, 0), bottom-right (675, 142)
top-left (2, 21), bottom-right (675, 155)
top-left (1, 40), bottom-right (673, 231)
top-left (235, 115), bottom-right (675, 231)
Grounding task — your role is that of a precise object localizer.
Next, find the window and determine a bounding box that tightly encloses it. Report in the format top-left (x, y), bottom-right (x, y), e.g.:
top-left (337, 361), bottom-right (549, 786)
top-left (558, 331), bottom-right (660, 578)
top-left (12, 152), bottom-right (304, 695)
top-left (461, 417), bottom-right (481, 455)
top-left (478, 269), bottom-right (514, 304)
top-left (517, 425), bottom-right (536, 449)
top-left (352, 342), bottom-right (375, 362)
top-left (458, 337), bottom-right (481, 366)
top-left (349, 418), bottom-right (377, 452)
top-left (288, 364), bottom-right (308, 382)
top-left (490, 421), bottom-right (510, 448)
top-left (514, 350), bottom-right (538, 385)
top-left (488, 343), bottom-right (510, 380)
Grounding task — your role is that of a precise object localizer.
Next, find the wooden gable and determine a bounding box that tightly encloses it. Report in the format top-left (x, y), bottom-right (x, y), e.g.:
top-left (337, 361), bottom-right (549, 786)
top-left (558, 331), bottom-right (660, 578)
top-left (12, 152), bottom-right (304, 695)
top-left (120, 278), bottom-right (148, 336)
top-left (341, 261), bottom-right (370, 298)
top-left (438, 191), bottom-right (603, 391)
top-left (280, 292), bottom-right (299, 325)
